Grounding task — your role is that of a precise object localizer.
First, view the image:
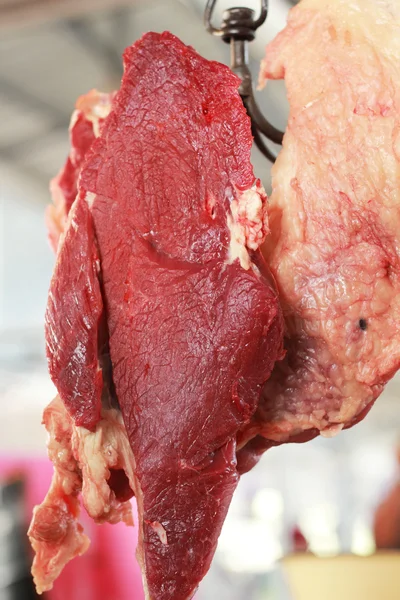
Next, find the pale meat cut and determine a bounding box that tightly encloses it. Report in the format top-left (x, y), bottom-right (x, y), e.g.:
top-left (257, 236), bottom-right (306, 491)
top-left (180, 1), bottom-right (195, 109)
top-left (46, 90), bottom-right (113, 252)
top-left (33, 32), bottom-right (284, 600)
top-left (243, 0), bottom-right (400, 459)
top-left (28, 396), bottom-right (135, 594)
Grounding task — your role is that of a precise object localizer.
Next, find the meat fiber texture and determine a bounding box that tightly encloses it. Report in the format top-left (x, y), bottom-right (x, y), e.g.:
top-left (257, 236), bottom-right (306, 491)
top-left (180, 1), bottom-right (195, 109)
top-left (35, 32), bottom-right (284, 600)
top-left (242, 0), bottom-right (400, 463)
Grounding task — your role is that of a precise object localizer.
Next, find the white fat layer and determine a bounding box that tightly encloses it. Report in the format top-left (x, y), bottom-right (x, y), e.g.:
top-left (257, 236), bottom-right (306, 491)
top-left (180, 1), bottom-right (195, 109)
top-left (149, 521), bottom-right (168, 546)
top-left (74, 409), bottom-right (136, 521)
top-left (76, 90), bottom-right (113, 138)
top-left (88, 113), bottom-right (103, 138)
top-left (28, 396), bottom-right (136, 595)
top-left (320, 423), bottom-right (344, 438)
top-left (68, 109), bottom-right (79, 133)
top-left (227, 182), bottom-right (268, 270)
top-left (85, 191), bottom-right (96, 208)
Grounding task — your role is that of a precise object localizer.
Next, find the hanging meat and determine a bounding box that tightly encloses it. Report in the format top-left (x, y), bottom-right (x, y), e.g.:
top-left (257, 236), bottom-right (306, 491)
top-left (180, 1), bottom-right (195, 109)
top-left (46, 90), bottom-right (114, 252)
top-left (237, 0), bottom-right (400, 471)
top-left (29, 32), bottom-right (284, 600)
top-left (30, 0), bottom-right (400, 595)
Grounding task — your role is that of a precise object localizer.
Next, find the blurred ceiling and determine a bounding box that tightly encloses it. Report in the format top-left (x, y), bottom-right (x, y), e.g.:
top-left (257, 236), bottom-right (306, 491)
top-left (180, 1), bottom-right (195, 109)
top-left (0, 0), bottom-right (137, 28)
top-left (0, 1), bottom-right (199, 193)
top-left (0, 0), bottom-right (291, 200)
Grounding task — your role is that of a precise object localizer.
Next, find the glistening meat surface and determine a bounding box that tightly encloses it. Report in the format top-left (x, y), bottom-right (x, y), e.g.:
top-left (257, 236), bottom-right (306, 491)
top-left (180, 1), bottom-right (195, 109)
top-left (244, 0), bottom-right (400, 456)
top-left (38, 32), bottom-right (284, 600)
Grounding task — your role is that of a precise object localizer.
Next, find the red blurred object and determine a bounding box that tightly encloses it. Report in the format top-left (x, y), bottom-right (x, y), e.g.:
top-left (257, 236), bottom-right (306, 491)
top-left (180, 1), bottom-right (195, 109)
top-left (374, 447), bottom-right (400, 550)
top-left (291, 525), bottom-right (308, 553)
top-left (0, 457), bottom-right (144, 600)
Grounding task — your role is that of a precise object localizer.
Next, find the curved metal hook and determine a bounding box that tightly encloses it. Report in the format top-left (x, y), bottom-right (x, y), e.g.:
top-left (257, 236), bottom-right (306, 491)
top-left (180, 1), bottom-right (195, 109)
top-left (204, 0), bottom-right (283, 162)
top-left (204, 0), bottom-right (223, 36)
top-left (244, 94), bottom-right (283, 145)
top-left (251, 124), bottom-right (279, 164)
top-left (253, 0), bottom-right (268, 29)
top-left (204, 0), bottom-right (268, 37)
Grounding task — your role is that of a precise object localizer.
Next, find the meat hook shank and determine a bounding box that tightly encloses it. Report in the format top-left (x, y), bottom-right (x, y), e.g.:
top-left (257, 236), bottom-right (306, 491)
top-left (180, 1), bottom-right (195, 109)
top-left (204, 0), bottom-right (284, 160)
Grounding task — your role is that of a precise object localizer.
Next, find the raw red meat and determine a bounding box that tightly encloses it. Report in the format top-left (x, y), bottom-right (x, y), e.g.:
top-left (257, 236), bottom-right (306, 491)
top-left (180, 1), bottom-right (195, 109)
top-left (46, 90), bottom-right (114, 252)
top-left (35, 32), bottom-right (284, 600)
top-left (240, 0), bottom-right (400, 463)
top-left (45, 196), bottom-right (103, 430)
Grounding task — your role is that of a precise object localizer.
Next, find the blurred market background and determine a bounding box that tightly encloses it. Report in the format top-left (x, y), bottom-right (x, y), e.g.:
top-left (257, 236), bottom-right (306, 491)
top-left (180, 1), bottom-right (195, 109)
top-left (1, 1), bottom-right (400, 599)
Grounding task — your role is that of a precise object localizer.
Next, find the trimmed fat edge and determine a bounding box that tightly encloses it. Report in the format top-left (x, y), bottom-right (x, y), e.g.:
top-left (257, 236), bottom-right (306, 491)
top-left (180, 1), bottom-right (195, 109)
top-left (227, 181), bottom-right (269, 270)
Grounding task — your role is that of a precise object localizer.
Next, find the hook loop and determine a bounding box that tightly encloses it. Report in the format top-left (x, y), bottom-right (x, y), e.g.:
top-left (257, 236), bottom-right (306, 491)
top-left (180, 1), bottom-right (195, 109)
top-left (204, 0), bottom-right (268, 42)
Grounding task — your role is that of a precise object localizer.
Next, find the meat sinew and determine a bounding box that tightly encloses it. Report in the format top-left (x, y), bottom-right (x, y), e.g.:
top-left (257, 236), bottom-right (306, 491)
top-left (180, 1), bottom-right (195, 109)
top-left (240, 0), bottom-right (400, 462)
top-left (31, 32), bottom-right (284, 600)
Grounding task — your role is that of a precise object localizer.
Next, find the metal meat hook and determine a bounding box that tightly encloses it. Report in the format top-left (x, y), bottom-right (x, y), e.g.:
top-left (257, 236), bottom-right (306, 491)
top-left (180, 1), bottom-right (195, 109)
top-left (204, 0), bottom-right (284, 162)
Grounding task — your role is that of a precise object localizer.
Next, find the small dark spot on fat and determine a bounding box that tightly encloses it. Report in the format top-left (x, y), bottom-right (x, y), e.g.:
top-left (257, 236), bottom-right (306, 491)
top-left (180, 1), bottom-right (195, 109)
top-left (359, 318), bottom-right (367, 331)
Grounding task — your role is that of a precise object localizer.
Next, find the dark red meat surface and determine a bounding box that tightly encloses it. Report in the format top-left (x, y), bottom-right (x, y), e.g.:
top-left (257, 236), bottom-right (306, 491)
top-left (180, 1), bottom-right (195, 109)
top-left (42, 32), bottom-right (284, 600)
top-left (83, 32), bottom-right (283, 599)
top-left (45, 197), bottom-right (103, 430)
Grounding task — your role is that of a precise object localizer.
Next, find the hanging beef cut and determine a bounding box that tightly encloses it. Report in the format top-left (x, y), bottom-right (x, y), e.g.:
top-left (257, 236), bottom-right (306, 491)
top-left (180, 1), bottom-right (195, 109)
top-left (46, 90), bottom-right (114, 252)
top-left (30, 0), bottom-right (400, 594)
top-left (237, 0), bottom-right (400, 470)
top-left (29, 32), bottom-right (284, 600)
